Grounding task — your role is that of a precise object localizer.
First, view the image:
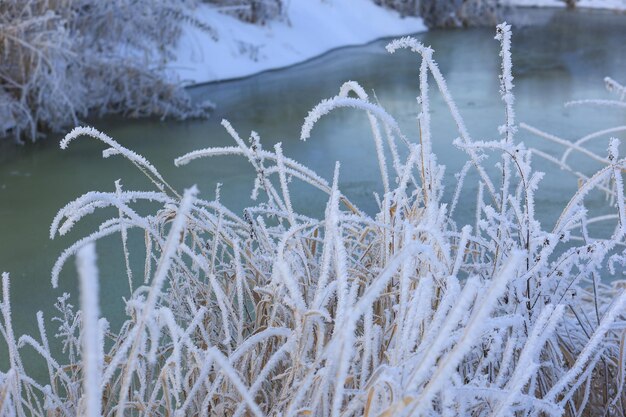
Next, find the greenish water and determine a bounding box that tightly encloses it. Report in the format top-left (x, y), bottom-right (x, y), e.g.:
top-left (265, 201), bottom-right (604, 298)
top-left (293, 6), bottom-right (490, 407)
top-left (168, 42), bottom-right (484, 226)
top-left (0, 8), bottom-right (625, 375)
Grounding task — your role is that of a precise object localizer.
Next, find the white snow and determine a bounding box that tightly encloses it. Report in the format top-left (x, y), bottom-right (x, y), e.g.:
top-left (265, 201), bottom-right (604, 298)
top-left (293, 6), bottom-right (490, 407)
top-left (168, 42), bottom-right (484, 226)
top-left (506, 0), bottom-right (626, 9)
top-left (168, 0), bottom-right (426, 85)
top-left (168, 0), bottom-right (626, 86)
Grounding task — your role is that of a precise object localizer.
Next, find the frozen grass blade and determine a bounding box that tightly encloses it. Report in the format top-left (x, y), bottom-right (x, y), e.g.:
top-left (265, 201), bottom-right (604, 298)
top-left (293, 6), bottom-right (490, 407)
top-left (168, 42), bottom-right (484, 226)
top-left (76, 243), bottom-right (101, 417)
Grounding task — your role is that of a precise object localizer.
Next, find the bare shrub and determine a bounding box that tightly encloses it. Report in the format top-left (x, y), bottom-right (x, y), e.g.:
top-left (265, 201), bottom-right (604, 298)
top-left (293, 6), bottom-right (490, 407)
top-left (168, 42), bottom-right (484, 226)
top-left (419, 0), bottom-right (500, 28)
top-left (203, 0), bottom-right (285, 23)
top-left (0, 0), bottom-right (212, 143)
top-left (373, 0), bottom-right (420, 17)
top-left (374, 0), bottom-right (501, 28)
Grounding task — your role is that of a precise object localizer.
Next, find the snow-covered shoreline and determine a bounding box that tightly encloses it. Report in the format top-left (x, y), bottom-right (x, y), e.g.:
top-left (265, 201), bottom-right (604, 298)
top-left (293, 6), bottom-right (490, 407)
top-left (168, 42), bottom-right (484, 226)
top-left (169, 0), bottom-right (626, 87)
top-left (168, 0), bottom-right (427, 85)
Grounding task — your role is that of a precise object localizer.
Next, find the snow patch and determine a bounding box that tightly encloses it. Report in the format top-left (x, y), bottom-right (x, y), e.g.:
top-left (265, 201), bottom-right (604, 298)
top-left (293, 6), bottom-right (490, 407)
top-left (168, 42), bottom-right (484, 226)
top-left (168, 0), bottom-right (426, 85)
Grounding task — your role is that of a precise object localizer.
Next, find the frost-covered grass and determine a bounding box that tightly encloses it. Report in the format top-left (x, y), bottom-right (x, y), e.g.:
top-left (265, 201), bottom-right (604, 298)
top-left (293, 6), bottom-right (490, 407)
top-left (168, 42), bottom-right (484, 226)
top-left (204, 0), bottom-right (285, 23)
top-left (2, 23), bottom-right (626, 417)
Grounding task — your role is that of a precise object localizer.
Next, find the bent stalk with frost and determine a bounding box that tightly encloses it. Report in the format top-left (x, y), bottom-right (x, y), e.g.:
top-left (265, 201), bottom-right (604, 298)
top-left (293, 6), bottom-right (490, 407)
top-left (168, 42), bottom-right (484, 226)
top-left (1, 23), bottom-right (626, 417)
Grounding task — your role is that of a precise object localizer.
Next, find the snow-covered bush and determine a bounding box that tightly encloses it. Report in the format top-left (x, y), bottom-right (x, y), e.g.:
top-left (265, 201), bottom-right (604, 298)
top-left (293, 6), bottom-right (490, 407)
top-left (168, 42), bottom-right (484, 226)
top-left (0, 0), bottom-right (211, 143)
top-left (204, 0), bottom-right (286, 23)
top-left (1, 23), bottom-right (626, 417)
top-left (374, 0), bottom-right (502, 25)
top-left (373, 0), bottom-right (420, 17)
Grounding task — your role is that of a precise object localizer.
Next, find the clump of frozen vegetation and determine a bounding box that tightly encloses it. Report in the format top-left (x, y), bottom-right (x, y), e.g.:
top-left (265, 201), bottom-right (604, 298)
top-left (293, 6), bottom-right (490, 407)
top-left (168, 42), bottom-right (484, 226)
top-left (374, 0), bottom-right (420, 17)
top-left (207, 0), bottom-right (286, 23)
top-left (0, 0), bottom-right (214, 143)
top-left (394, 0), bottom-right (501, 27)
top-left (2, 23), bottom-right (626, 417)
top-left (522, 76), bottom-right (626, 215)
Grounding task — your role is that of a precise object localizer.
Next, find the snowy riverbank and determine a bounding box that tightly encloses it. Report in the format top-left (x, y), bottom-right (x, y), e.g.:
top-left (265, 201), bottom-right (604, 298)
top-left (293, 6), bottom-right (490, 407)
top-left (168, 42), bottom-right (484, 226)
top-left (168, 0), bottom-right (626, 86)
top-left (167, 0), bottom-right (427, 85)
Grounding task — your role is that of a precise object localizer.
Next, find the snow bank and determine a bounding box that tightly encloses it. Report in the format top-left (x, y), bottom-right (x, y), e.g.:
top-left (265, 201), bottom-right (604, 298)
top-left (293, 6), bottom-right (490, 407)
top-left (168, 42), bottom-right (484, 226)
top-left (507, 0), bottom-right (626, 9)
top-left (168, 0), bottom-right (625, 86)
top-left (168, 0), bottom-right (426, 85)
